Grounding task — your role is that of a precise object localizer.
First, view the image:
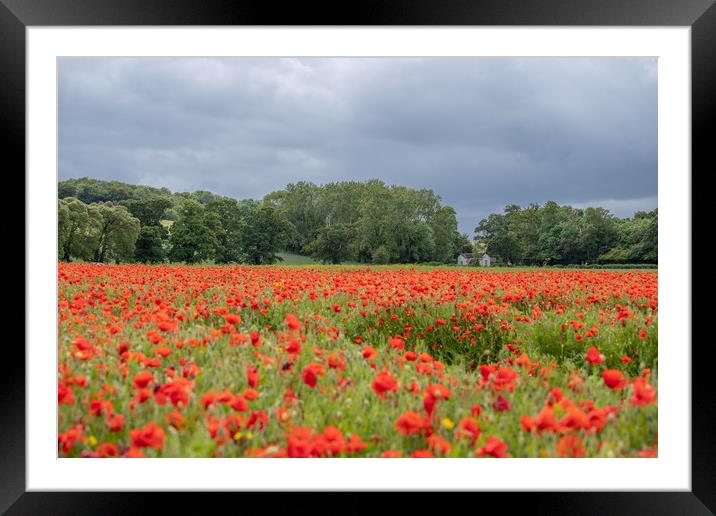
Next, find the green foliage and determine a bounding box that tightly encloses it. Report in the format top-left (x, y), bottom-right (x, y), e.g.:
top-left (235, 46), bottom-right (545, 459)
top-left (58, 197), bottom-right (103, 261)
top-left (168, 200), bottom-right (222, 264)
top-left (93, 203), bottom-right (141, 263)
top-left (454, 232), bottom-right (474, 256)
top-left (121, 196), bottom-right (173, 227)
top-left (58, 177), bottom-right (172, 204)
top-left (205, 197), bottom-right (246, 263)
top-left (305, 222), bottom-right (357, 264)
top-left (58, 178), bottom-right (656, 267)
top-left (476, 202), bottom-right (656, 266)
top-left (268, 179), bottom-right (460, 264)
top-left (598, 209), bottom-right (657, 263)
top-left (134, 226), bottom-right (167, 263)
top-left (241, 203), bottom-right (293, 264)
top-left (371, 245), bottom-right (390, 265)
top-left (58, 197), bottom-right (140, 263)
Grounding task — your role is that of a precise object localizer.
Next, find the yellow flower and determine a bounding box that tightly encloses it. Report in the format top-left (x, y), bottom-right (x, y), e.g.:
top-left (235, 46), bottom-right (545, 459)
top-left (89, 435), bottom-right (98, 447)
top-left (442, 418), bottom-right (454, 430)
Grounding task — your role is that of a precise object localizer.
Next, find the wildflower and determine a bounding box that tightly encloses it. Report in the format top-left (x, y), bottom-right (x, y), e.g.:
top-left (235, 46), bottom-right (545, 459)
top-left (556, 435), bottom-right (585, 458)
top-left (456, 417), bottom-right (481, 445)
top-left (165, 411), bottom-right (186, 429)
top-left (476, 436), bottom-right (510, 458)
top-left (301, 363), bottom-right (325, 388)
top-left (585, 346), bottom-right (605, 365)
top-left (285, 313), bottom-right (303, 331)
top-left (371, 369), bottom-right (398, 399)
top-left (493, 394), bottom-right (511, 412)
top-left (630, 377), bottom-right (657, 406)
top-left (395, 411), bottom-right (426, 436)
top-left (602, 369), bottom-right (628, 390)
top-left (106, 415), bottom-right (125, 432)
top-left (130, 422), bottom-right (165, 450)
top-left (409, 449), bottom-right (435, 458)
top-left (132, 370), bottom-right (155, 389)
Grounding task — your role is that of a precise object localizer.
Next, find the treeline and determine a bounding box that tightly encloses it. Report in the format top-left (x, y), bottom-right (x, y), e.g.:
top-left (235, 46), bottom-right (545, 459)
top-left (58, 178), bottom-right (470, 265)
top-left (265, 181), bottom-right (470, 264)
top-left (58, 194), bottom-right (291, 265)
top-left (58, 178), bottom-right (657, 266)
top-left (474, 202), bottom-right (657, 265)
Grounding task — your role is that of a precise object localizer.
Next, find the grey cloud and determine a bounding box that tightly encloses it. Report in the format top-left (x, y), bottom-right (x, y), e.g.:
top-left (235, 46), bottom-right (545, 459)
top-left (59, 57), bottom-right (657, 234)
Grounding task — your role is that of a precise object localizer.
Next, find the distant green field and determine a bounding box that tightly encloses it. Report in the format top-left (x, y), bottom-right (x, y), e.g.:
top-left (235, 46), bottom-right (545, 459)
top-left (276, 252), bottom-right (319, 265)
top-left (269, 258), bottom-right (656, 272)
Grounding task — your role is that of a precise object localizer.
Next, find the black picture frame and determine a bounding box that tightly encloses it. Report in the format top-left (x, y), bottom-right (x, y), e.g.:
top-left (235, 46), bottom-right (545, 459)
top-left (6, 0), bottom-right (711, 513)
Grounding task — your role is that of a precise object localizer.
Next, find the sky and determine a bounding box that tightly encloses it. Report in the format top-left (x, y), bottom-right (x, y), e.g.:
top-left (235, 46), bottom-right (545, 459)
top-left (58, 57), bottom-right (657, 235)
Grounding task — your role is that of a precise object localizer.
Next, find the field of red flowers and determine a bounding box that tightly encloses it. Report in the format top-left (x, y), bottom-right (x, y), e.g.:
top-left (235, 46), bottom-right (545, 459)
top-left (58, 264), bottom-right (657, 458)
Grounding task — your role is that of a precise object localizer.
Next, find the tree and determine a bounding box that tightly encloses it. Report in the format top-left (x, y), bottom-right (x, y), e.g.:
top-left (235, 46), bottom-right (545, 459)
top-left (475, 212), bottom-right (520, 264)
top-left (134, 226), bottom-right (167, 263)
top-left (579, 207), bottom-right (617, 263)
top-left (430, 206), bottom-right (460, 263)
top-left (92, 203), bottom-right (141, 263)
top-left (403, 222), bottom-right (435, 263)
top-left (265, 182), bottom-right (324, 253)
top-left (60, 177), bottom-right (467, 266)
top-left (58, 201), bottom-right (71, 259)
top-left (372, 245), bottom-right (390, 265)
top-left (476, 202), bottom-right (656, 266)
top-left (241, 203), bottom-right (293, 264)
top-left (599, 209), bottom-right (657, 263)
top-left (455, 233), bottom-right (474, 256)
top-left (121, 196), bottom-right (173, 227)
top-left (205, 197), bottom-right (246, 263)
top-left (168, 200), bottom-right (222, 263)
top-left (305, 222), bottom-right (357, 264)
top-left (58, 177), bottom-right (171, 204)
top-left (57, 197), bottom-right (102, 261)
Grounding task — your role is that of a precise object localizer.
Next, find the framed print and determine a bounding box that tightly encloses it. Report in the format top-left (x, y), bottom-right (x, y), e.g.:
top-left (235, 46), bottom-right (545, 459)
top-left (6, 0), bottom-right (713, 512)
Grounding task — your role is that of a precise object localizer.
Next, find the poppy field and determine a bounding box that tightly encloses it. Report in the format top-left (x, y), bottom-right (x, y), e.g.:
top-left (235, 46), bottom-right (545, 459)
top-left (58, 264), bottom-right (658, 458)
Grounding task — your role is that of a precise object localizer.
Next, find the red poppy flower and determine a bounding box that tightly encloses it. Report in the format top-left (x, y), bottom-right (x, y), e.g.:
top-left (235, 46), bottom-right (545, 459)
top-left (493, 394), bottom-right (511, 412)
top-left (246, 364), bottom-right (260, 388)
top-left (556, 435), bottom-right (585, 458)
top-left (301, 363), bottom-right (325, 388)
top-left (165, 411), bottom-right (186, 429)
top-left (106, 414), bottom-right (125, 432)
top-left (132, 370), bottom-right (154, 389)
top-left (224, 313), bottom-right (242, 325)
top-left (395, 411), bottom-right (426, 436)
top-left (285, 313), bottom-right (303, 331)
top-left (362, 346), bottom-right (377, 361)
top-left (630, 377), bottom-right (657, 406)
top-left (476, 436), bottom-right (510, 458)
top-left (409, 449), bottom-right (436, 458)
top-left (602, 369), bottom-right (628, 390)
top-left (585, 346), bottom-right (605, 365)
top-left (371, 369), bottom-right (398, 399)
top-left (456, 417), bottom-right (481, 445)
top-left (285, 339), bottom-right (301, 354)
top-left (130, 422), bottom-right (165, 450)
top-left (389, 337), bottom-right (405, 351)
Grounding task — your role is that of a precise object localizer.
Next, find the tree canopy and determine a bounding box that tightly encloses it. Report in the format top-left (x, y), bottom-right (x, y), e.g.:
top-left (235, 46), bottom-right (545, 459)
top-left (59, 178), bottom-right (657, 265)
top-left (474, 202), bottom-right (657, 265)
top-left (58, 197), bottom-right (140, 263)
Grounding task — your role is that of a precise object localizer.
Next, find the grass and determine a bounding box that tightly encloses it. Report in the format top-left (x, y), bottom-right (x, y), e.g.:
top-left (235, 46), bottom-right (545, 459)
top-left (276, 252), bottom-right (318, 265)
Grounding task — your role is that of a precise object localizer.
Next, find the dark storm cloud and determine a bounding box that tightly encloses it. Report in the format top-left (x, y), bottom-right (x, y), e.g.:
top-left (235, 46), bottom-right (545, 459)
top-left (58, 57), bottom-right (657, 234)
